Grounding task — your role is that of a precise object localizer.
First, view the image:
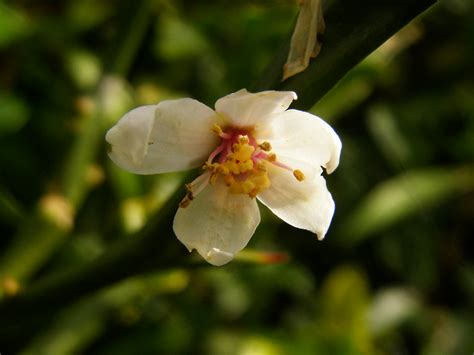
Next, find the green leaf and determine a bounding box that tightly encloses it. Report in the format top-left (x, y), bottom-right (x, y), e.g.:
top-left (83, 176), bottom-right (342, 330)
top-left (0, 4), bottom-right (31, 48)
top-left (0, 95), bottom-right (30, 135)
top-left (156, 14), bottom-right (209, 60)
top-left (341, 166), bottom-right (474, 243)
top-left (319, 266), bottom-right (373, 355)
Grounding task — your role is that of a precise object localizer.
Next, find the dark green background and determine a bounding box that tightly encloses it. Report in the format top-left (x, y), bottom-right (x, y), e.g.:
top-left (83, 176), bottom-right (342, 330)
top-left (0, 0), bottom-right (473, 354)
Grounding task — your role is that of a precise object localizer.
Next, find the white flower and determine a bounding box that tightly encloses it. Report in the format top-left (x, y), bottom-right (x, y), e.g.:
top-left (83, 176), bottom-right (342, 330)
top-left (106, 89), bottom-right (341, 266)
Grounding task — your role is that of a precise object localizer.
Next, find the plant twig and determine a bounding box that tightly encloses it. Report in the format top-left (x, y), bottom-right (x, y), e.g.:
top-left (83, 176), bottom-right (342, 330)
top-left (253, 0), bottom-right (437, 109)
top-left (0, 0), bottom-right (154, 287)
top-left (0, 0), bottom-right (438, 347)
top-left (0, 176), bottom-right (189, 348)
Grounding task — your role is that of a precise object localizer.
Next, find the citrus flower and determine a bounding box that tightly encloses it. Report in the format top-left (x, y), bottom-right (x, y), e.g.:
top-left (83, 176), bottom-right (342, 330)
top-left (106, 89), bottom-right (341, 266)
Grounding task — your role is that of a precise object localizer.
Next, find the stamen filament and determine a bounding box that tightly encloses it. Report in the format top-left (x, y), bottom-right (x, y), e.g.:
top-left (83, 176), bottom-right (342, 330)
top-left (207, 141), bottom-right (226, 163)
top-left (271, 160), bottom-right (291, 170)
top-left (180, 171), bottom-right (212, 207)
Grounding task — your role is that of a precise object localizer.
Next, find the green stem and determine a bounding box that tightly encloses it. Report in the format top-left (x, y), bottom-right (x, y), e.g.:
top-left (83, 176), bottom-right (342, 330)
top-left (0, 0), bottom-right (154, 285)
top-left (18, 270), bottom-right (188, 355)
top-left (0, 184), bottom-right (189, 349)
top-left (0, 185), bottom-right (23, 225)
top-left (111, 0), bottom-right (153, 76)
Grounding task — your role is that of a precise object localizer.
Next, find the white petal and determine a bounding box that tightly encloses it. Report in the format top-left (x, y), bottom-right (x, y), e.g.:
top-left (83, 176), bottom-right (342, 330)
top-left (206, 248), bottom-right (235, 266)
top-left (105, 105), bottom-right (156, 173)
top-left (173, 180), bottom-right (260, 266)
top-left (258, 167), bottom-right (335, 240)
top-left (215, 89), bottom-right (297, 129)
top-left (262, 109), bottom-right (341, 175)
top-left (106, 99), bottom-right (219, 174)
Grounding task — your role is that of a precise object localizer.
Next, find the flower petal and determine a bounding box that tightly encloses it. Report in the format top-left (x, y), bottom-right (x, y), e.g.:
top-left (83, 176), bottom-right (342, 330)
top-left (173, 180), bottom-right (261, 266)
top-left (263, 109), bottom-right (341, 175)
top-left (105, 99), bottom-right (219, 174)
top-left (215, 89), bottom-right (297, 128)
top-left (258, 167), bottom-right (335, 240)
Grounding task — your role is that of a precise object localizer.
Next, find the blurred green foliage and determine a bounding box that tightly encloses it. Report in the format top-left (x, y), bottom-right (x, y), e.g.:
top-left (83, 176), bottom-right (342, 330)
top-left (0, 0), bottom-right (473, 354)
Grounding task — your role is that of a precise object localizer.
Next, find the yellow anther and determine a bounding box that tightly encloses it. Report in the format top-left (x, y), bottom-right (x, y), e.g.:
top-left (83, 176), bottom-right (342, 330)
top-left (226, 161), bottom-right (240, 175)
top-left (185, 190), bottom-right (194, 201)
top-left (224, 174), bottom-right (234, 186)
top-left (203, 162), bottom-right (219, 172)
top-left (249, 189), bottom-right (259, 199)
top-left (226, 169), bottom-right (271, 198)
top-left (293, 169), bottom-right (305, 181)
top-left (242, 144), bottom-right (255, 157)
top-left (241, 180), bottom-right (256, 194)
top-left (233, 145), bottom-right (254, 162)
top-left (238, 135), bottom-right (249, 144)
top-left (232, 143), bottom-right (240, 152)
top-left (179, 197), bottom-right (191, 208)
top-left (252, 174), bottom-right (270, 192)
top-left (210, 173), bottom-right (218, 185)
top-left (202, 131), bottom-right (273, 198)
top-left (239, 159), bottom-right (254, 173)
top-left (212, 124), bottom-right (223, 135)
top-left (258, 141), bottom-right (272, 151)
top-left (217, 165), bottom-right (229, 175)
top-left (256, 162), bottom-right (267, 172)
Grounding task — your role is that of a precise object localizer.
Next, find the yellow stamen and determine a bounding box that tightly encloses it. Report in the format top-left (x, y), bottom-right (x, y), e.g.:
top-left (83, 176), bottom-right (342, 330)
top-left (179, 197), bottom-right (191, 208)
top-left (238, 135), bottom-right (249, 144)
top-left (253, 173), bottom-right (270, 191)
top-left (239, 159), bottom-right (253, 173)
top-left (224, 174), bottom-right (234, 186)
top-left (258, 141), bottom-right (272, 151)
top-left (293, 169), bottom-right (305, 181)
top-left (217, 165), bottom-right (229, 175)
top-left (249, 189), bottom-right (259, 199)
top-left (226, 161), bottom-right (239, 175)
top-left (184, 133), bottom-right (275, 201)
top-left (212, 124), bottom-right (223, 135)
top-left (256, 162), bottom-right (267, 172)
top-left (210, 173), bottom-right (218, 185)
top-left (203, 162), bottom-right (219, 172)
top-left (241, 180), bottom-right (256, 194)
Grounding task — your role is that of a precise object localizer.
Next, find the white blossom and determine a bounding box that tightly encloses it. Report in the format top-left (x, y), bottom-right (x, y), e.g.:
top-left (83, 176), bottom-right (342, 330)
top-left (106, 89), bottom-right (341, 266)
